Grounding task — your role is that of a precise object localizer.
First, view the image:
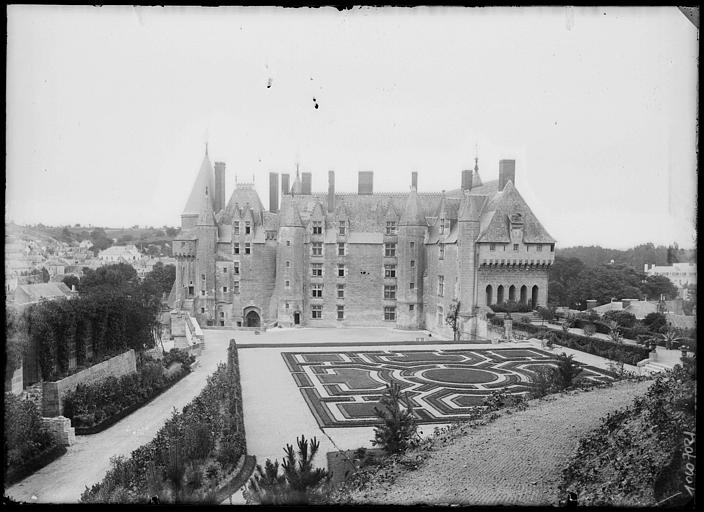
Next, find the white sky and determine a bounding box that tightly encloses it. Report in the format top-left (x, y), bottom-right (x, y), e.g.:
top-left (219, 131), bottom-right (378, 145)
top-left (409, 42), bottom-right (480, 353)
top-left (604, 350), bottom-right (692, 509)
top-left (6, 5), bottom-right (698, 249)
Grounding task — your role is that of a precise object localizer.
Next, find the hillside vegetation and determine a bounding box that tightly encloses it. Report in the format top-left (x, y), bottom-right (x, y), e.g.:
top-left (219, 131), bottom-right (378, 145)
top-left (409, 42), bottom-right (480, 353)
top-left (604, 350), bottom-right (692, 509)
top-left (559, 358), bottom-right (696, 507)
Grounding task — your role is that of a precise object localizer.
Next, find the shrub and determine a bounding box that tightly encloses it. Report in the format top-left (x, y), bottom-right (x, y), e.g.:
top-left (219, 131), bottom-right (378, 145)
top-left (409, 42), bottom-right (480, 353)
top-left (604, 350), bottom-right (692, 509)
top-left (163, 349), bottom-right (195, 369)
top-left (603, 310), bottom-right (637, 329)
top-left (4, 393), bottom-right (56, 471)
top-left (489, 301), bottom-right (533, 313)
top-left (482, 389), bottom-right (525, 411)
top-left (642, 312), bottom-right (667, 332)
top-left (64, 358), bottom-right (187, 428)
top-left (536, 306), bottom-right (555, 321)
top-left (81, 360), bottom-right (245, 503)
top-left (553, 352), bottom-right (584, 388)
top-left (245, 436), bottom-right (331, 505)
top-left (371, 383), bottom-right (419, 454)
top-left (509, 320), bottom-right (650, 365)
top-left (583, 323), bottom-right (597, 336)
top-left (525, 367), bottom-right (559, 398)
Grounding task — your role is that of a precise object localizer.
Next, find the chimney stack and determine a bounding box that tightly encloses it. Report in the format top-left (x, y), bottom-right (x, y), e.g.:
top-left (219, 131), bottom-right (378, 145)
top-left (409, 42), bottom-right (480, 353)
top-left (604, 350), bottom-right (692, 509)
top-left (213, 161), bottom-right (226, 212)
top-left (358, 171), bottom-right (374, 195)
top-left (461, 169), bottom-right (473, 192)
top-left (281, 173), bottom-right (290, 197)
top-left (498, 159), bottom-right (516, 191)
top-left (301, 172), bottom-right (312, 195)
top-left (411, 171), bottom-right (418, 190)
top-left (328, 171), bottom-right (335, 213)
top-left (269, 172), bottom-right (279, 212)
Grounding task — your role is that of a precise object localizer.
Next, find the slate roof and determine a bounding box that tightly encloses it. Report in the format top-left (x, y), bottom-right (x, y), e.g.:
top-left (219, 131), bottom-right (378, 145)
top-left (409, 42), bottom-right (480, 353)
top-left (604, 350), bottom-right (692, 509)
top-left (665, 313), bottom-right (695, 330)
top-left (13, 282), bottom-right (73, 305)
top-left (474, 181), bottom-right (555, 244)
top-left (278, 195), bottom-right (304, 227)
top-left (196, 170), bottom-right (553, 245)
top-left (182, 151), bottom-right (214, 215)
top-left (222, 184), bottom-right (265, 224)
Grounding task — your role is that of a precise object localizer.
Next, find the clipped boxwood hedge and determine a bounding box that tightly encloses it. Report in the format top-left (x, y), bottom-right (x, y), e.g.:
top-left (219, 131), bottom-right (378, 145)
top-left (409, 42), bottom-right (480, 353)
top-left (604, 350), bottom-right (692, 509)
top-left (493, 318), bottom-right (650, 365)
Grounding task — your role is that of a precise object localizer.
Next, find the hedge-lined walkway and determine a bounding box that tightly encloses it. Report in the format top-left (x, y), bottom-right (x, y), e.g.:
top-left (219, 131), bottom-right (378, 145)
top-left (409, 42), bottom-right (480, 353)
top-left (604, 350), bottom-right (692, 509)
top-left (342, 379), bottom-right (653, 506)
top-left (5, 337), bottom-right (232, 504)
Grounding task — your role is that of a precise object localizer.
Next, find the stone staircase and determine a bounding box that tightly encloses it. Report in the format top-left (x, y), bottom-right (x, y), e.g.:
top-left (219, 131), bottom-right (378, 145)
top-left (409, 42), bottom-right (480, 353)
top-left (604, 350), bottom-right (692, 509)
top-left (639, 361), bottom-right (671, 375)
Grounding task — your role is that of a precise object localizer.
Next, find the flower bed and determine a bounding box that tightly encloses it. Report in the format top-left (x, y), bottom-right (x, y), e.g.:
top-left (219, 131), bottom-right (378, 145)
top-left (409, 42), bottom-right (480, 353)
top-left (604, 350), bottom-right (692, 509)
top-left (63, 351), bottom-right (193, 432)
top-left (80, 341), bottom-right (246, 504)
top-left (4, 393), bottom-right (61, 485)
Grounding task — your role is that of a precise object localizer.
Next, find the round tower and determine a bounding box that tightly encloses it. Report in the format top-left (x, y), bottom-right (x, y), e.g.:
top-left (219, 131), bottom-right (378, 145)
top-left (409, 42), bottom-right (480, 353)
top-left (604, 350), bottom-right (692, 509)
top-left (396, 179), bottom-right (427, 329)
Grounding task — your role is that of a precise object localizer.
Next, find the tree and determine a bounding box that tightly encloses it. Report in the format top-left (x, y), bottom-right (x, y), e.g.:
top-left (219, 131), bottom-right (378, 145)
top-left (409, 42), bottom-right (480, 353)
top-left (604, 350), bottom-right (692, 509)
top-left (667, 243), bottom-right (680, 265)
top-left (553, 352), bottom-right (583, 389)
top-left (653, 328), bottom-right (685, 351)
top-left (602, 310), bottom-right (636, 328)
top-left (445, 300), bottom-right (461, 341)
top-left (641, 275), bottom-right (679, 301)
top-left (41, 267), bottom-right (50, 283)
top-left (79, 263), bottom-right (139, 296)
top-left (245, 436), bottom-right (331, 505)
top-left (548, 256), bottom-right (586, 308)
top-left (643, 312), bottom-right (667, 332)
top-left (62, 274), bottom-right (80, 291)
top-left (165, 227), bottom-right (178, 237)
top-left (371, 382), bottom-right (418, 454)
top-left (142, 262), bottom-right (176, 299)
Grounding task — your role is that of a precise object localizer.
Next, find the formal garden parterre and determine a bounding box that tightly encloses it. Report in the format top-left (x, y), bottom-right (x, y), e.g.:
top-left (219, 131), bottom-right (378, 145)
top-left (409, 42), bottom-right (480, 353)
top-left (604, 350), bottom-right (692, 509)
top-left (283, 347), bottom-right (617, 428)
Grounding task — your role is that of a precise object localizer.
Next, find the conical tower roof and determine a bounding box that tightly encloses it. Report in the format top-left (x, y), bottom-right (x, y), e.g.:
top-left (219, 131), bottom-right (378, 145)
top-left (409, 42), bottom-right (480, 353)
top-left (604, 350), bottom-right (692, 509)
top-left (183, 150), bottom-right (215, 215)
top-left (399, 187), bottom-right (426, 226)
top-left (278, 194), bottom-right (303, 227)
top-left (197, 185), bottom-right (215, 226)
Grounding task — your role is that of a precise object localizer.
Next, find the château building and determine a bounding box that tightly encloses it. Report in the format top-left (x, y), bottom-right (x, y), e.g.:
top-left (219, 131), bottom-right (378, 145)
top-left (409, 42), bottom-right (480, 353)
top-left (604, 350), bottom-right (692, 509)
top-left (168, 148), bottom-right (556, 337)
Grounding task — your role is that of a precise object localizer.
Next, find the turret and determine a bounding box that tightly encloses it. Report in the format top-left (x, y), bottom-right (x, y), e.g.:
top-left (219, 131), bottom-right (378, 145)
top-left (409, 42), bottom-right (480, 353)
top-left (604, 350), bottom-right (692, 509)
top-left (275, 195), bottom-right (305, 325)
top-left (195, 185), bottom-right (218, 326)
top-left (457, 191), bottom-right (486, 330)
top-left (397, 176), bottom-right (427, 329)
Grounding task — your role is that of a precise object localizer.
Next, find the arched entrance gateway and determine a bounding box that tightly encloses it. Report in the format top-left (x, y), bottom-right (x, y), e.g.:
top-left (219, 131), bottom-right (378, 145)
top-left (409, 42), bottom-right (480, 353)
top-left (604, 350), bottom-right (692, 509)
top-left (245, 310), bottom-right (261, 327)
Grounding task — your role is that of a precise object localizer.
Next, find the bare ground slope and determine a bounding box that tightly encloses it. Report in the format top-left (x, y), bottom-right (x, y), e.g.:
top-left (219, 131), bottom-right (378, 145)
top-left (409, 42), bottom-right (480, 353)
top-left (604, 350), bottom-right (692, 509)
top-left (344, 379), bottom-right (652, 506)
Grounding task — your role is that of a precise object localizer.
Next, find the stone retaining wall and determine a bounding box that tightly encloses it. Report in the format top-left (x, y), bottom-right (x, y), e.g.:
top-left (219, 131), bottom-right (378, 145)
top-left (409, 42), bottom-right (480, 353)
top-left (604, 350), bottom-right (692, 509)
top-left (42, 350), bottom-right (137, 417)
top-left (41, 416), bottom-right (76, 446)
top-left (5, 364), bottom-right (23, 395)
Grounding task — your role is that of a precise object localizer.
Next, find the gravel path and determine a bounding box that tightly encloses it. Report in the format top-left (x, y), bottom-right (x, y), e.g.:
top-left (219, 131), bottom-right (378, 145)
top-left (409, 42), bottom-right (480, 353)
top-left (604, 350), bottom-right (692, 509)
top-left (5, 335), bottom-right (232, 504)
top-left (346, 379), bottom-right (652, 506)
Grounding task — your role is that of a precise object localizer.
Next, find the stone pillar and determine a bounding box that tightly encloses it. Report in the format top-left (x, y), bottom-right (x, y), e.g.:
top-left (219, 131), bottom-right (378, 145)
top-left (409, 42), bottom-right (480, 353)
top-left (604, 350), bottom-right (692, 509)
top-left (504, 315), bottom-right (513, 341)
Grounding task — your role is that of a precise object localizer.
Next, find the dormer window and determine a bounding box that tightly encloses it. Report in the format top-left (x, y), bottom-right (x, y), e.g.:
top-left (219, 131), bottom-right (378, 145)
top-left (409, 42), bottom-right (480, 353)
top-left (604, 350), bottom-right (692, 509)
top-left (312, 221), bottom-right (322, 235)
top-left (443, 218), bottom-right (450, 233)
top-left (245, 221), bottom-right (251, 235)
top-left (234, 223), bottom-right (240, 236)
top-left (386, 221), bottom-right (397, 235)
top-left (439, 218), bottom-right (445, 234)
top-left (338, 221), bottom-right (346, 236)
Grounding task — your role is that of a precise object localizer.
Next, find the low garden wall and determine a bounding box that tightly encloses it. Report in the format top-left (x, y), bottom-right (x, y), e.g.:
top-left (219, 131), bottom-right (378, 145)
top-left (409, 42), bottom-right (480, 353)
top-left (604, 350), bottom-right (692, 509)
top-left (42, 349), bottom-right (137, 417)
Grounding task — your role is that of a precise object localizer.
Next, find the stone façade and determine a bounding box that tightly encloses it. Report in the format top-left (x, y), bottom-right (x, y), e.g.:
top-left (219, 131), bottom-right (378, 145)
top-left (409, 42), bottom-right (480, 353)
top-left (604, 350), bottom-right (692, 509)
top-left (168, 151), bottom-right (556, 338)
